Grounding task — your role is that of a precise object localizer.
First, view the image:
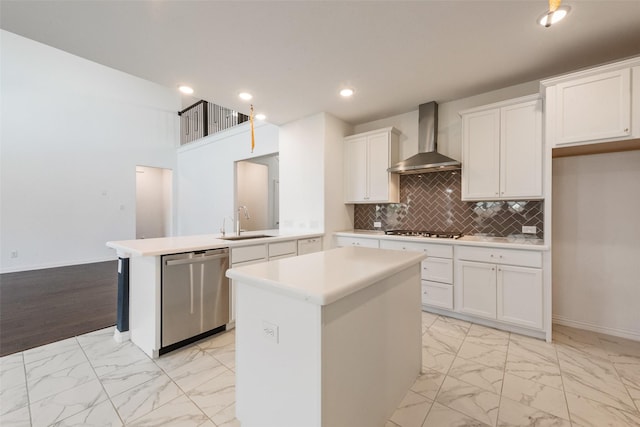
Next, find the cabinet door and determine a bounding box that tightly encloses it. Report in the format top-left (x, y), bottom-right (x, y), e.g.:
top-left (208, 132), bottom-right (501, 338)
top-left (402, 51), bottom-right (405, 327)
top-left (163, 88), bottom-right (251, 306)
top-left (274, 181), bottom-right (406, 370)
top-left (344, 136), bottom-right (368, 202)
top-left (497, 265), bottom-right (543, 329)
top-left (422, 257), bottom-right (453, 284)
top-left (422, 281), bottom-right (453, 310)
top-left (457, 260), bottom-right (496, 319)
top-left (500, 99), bottom-right (543, 199)
top-left (462, 109), bottom-right (500, 200)
top-left (367, 132), bottom-right (391, 202)
top-left (297, 238), bottom-right (322, 255)
top-left (555, 68), bottom-right (631, 145)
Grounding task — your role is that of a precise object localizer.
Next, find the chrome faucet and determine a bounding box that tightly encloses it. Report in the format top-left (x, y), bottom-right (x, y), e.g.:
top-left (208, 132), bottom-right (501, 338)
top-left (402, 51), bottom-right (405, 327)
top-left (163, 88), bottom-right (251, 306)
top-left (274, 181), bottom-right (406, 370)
top-left (236, 206), bottom-right (250, 236)
top-left (220, 215), bottom-right (235, 237)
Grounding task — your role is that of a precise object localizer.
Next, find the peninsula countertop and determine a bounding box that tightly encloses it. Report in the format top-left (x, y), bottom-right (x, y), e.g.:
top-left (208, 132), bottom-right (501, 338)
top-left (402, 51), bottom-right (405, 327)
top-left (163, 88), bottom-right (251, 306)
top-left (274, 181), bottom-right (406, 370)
top-left (226, 246), bottom-right (427, 306)
top-left (106, 230), bottom-right (323, 257)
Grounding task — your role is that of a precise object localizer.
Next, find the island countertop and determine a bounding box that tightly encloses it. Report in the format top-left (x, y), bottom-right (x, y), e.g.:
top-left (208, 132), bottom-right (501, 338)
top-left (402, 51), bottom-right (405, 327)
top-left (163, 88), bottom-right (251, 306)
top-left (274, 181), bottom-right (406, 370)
top-left (226, 245), bottom-right (426, 306)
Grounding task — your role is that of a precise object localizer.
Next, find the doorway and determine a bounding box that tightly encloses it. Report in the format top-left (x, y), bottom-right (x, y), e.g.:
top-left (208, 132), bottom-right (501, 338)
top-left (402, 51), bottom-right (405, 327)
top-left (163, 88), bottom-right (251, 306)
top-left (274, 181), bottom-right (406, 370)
top-left (236, 153), bottom-right (279, 231)
top-left (135, 166), bottom-right (173, 239)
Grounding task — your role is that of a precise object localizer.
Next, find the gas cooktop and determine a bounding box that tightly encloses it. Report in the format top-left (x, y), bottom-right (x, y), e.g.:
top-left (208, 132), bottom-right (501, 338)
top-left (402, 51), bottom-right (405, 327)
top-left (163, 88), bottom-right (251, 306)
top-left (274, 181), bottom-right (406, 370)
top-left (384, 230), bottom-right (463, 239)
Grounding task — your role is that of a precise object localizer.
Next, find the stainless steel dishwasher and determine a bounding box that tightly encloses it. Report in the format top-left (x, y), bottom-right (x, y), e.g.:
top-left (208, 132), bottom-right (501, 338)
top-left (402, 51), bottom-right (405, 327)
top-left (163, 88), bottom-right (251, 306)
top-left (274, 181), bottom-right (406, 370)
top-left (161, 248), bottom-right (229, 353)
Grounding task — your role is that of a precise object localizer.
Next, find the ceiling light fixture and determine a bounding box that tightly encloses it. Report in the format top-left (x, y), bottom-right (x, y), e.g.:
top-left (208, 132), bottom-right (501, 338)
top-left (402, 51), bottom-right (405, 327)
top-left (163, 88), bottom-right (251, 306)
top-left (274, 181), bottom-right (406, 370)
top-left (538, 0), bottom-right (570, 27)
top-left (239, 92), bottom-right (253, 101)
top-left (178, 85), bottom-right (194, 95)
top-left (255, 113), bottom-right (266, 121)
top-left (340, 88), bottom-right (354, 97)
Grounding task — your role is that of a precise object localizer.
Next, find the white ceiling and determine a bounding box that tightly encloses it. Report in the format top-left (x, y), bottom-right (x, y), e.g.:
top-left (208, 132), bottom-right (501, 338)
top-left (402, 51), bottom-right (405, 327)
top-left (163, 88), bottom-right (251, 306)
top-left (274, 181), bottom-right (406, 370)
top-left (2, 1), bottom-right (640, 125)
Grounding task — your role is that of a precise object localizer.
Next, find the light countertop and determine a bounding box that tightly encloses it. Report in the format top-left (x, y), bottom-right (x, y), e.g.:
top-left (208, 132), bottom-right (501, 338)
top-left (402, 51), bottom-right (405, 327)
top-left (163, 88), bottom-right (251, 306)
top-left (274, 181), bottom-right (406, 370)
top-left (226, 246), bottom-right (426, 306)
top-left (107, 230), bottom-right (323, 257)
top-left (334, 230), bottom-right (548, 251)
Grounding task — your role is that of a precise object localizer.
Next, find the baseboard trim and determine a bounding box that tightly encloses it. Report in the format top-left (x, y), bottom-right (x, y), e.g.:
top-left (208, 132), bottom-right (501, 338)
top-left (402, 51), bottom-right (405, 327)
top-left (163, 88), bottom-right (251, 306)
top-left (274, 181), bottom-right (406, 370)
top-left (0, 256), bottom-right (117, 274)
top-left (552, 315), bottom-right (640, 342)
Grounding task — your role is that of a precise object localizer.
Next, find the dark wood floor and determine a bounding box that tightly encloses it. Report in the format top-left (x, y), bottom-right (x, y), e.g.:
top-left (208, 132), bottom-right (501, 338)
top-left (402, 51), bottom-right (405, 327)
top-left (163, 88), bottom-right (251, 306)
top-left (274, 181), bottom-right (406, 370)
top-left (0, 261), bottom-right (118, 357)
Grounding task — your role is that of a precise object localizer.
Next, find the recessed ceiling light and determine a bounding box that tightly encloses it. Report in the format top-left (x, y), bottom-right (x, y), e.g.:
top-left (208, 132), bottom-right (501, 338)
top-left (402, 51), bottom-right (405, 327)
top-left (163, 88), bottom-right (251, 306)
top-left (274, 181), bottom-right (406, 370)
top-left (178, 85), bottom-right (194, 95)
top-left (255, 113), bottom-right (266, 121)
top-left (538, 5), bottom-right (570, 27)
top-left (340, 88), bottom-right (354, 97)
top-left (239, 92), bottom-right (253, 101)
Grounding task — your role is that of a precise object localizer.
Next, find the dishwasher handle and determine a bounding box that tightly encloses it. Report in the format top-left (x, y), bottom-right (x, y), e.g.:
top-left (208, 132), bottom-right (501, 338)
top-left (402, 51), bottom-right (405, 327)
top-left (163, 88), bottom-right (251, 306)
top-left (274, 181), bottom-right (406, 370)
top-left (165, 251), bottom-right (229, 266)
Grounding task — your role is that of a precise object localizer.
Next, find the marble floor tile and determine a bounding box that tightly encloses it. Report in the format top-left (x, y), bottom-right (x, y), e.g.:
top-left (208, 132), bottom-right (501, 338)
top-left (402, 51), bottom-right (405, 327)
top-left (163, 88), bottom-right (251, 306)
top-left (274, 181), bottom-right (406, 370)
top-left (614, 362), bottom-right (640, 401)
top-left (558, 344), bottom-right (636, 412)
top-left (203, 343), bottom-right (236, 370)
top-left (27, 360), bottom-right (97, 403)
top-left (154, 344), bottom-right (209, 372)
top-left (565, 392), bottom-right (640, 427)
top-left (435, 376), bottom-right (500, 426)
top-left (210, 402), bottom-right (240, 427)
top-left (29, 378), bottom-right (108, 427)
top-left (505, 354), bottom-right (564, 391)
top-left (596, 334), bottom-right (640, 365)
top-left (509, 334), bottom-right (559, 366)
top-left (196, 330), bottom-right (235, 351)
top-left (422, 328), bottom-right (465, 355)
top-left (553, 326), bottom-right (609, 360)
top-left (1, 353), bottom-right (26, 392)
top-left (501, 372), bottom-right (569, 420)
top-left (88, 341), bottom-right (150, 377)
top-left (411, 368), bottom-right (446, 401)
top-left (0, 404), bottom-right (31, 427)
top-left (98, 358), bottom-right (164, 398)
top-left (465, 324), bottom-right (510, 353)
top-left (457, 341), bottom-right (507, 370)
top-left (497, 396), bottom-right (571, 427)
top-left (111, 374), bottom-right (183, 424)
top-left (448, 357), bottom-right (504, 395)
top-left (50, 399), bottom-right (122, 427)
top-left (389, 390), bottom-right (433, 427)
top-left (186, 369), bottom-right (236, 419)
top-left (430, 317), bottom-right (471, 341)
top-left (22, 337), bottom-right (80, 365)
top-left (25, 347), bottom-right (87, 381)
top-left (163, 352), bottom-right (230, 392)
top-left (1, 382), bottom-right (28, 416)
top-left (421, 311), bottom-right (439, 330)
top-left (421, 401), bottom-right (489, 426)
top-left (422, 345), bottom-right (456, 375)
top-left (126, 395), bottom-right (213, 427)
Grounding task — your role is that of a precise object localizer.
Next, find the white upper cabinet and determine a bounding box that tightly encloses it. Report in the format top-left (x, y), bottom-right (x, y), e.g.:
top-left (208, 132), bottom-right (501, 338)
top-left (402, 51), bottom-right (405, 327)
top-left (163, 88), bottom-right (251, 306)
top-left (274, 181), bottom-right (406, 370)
top-left (461, 95), bottom-right (543, 201)
top-left (344, 127), bottom-right (399, 204)
top-left (541, 57), bottom-right (640, 148)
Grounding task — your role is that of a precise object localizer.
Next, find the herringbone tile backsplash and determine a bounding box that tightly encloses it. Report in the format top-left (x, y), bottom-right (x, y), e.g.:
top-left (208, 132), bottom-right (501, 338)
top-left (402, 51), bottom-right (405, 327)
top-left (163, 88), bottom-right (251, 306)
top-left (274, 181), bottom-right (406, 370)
top-left (353, 171), bottom-right (544, 238)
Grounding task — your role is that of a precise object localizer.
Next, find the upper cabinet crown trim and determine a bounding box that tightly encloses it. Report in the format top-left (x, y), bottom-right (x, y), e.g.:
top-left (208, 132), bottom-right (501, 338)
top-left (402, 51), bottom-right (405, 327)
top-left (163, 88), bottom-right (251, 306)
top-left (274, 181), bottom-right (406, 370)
top-left (344, 126), bottom-right (400, 140)
top-left (459, 94), bottom-right (541, 117)
top-left (540, 55), bottom-right (640, 88)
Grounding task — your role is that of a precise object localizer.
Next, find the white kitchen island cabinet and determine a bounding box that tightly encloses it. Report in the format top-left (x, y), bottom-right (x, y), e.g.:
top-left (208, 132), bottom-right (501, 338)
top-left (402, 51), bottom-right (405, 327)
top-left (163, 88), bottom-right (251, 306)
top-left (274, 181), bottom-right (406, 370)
top-left (226, 246), bottom-right (426, 427)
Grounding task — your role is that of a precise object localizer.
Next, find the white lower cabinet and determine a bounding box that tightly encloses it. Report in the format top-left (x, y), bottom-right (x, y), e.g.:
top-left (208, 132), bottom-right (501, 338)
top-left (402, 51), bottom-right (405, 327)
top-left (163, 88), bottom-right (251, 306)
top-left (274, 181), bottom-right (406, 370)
top-left (297, 237), bottom-right (322, 255)
top-left (379, 239), bottom-right (454, 309)
top-left (456, 245), bottom-right (543, 330)
top-left (335, 235), bottom-right (380, 248)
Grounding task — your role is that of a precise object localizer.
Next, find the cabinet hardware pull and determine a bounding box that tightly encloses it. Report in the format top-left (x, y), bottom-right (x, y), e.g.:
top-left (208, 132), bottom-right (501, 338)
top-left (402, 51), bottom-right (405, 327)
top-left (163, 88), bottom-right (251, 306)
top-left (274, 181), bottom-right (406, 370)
top-left (624, 128), bottom-right (629, 132)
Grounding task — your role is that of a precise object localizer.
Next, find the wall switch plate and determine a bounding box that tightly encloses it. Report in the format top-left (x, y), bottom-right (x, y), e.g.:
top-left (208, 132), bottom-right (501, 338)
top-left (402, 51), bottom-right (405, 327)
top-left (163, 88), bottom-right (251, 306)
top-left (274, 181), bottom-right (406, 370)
top-left (522, 226), bottom-right (537, 234)
top-left (373, 221), bottom-right (382, 228)
top-left (262, 321), bottom-right (279, 344)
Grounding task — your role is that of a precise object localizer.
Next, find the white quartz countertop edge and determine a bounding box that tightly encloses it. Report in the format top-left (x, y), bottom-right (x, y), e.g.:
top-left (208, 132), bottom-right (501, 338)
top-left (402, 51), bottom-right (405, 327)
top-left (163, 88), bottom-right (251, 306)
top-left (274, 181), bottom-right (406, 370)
top-left (226, 246), bottom-right (427, 306)
top-left (107, 230), bottom-right (323, 257)
top-left (334, 230), bottom-right (549, 251)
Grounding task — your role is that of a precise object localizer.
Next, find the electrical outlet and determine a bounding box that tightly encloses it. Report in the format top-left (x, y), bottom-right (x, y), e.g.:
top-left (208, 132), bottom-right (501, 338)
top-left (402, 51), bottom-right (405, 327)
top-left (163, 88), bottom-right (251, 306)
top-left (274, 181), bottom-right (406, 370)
top-left (10, 250), bottom-right (18, 258)
top-left (262, 321), bottom-right (279, 344)
top-left (522, 226), bottom-right (537, 234)
top-left (373, 221), bottom-right (382, 228)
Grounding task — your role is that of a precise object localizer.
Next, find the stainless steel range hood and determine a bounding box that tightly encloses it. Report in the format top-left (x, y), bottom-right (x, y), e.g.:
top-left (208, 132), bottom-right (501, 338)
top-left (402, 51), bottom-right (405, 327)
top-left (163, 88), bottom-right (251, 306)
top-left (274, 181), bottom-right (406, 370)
top-left (387, 102), bottom-right (461, 174)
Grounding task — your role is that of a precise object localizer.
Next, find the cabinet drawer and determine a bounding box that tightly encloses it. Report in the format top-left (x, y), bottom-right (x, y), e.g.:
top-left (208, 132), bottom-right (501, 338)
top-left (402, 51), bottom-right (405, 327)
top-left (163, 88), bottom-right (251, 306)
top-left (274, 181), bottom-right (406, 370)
top-left (335, 236), bottom-right (379, 248)
top-left (422, 281), bottom-right (453, 310)
top-left (268, 253), bottom-right (297, 261)
top-left (456, 246), bottom-right (541, 268)
top-left (269, 240), bottom-right (297, 258)
top-left (379, 239), bottom-right (453, 258)
top-left (422, 257), bottom-right (453, 284)
top-left (231, 244), bottom-right (267, 264)
top-left (297, 238), bottom-right (322, 255)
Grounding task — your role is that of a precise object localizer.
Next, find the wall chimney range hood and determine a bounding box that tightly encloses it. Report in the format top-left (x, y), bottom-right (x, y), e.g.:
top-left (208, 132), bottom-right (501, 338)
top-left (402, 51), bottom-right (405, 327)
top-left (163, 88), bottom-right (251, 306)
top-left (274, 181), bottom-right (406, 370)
top-left (387, 102), bottom-right (461, 174)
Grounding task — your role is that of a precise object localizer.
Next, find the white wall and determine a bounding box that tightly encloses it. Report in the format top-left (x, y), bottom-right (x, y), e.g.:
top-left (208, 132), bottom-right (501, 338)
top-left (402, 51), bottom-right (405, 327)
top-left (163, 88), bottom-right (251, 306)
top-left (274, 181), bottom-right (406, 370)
top-left (353, 81), bottom-right (540, 161)
top-left (236, 162), bottom-right (268, 231)
top-left (279, 112), bottom-right (353, 247)
top-left (176, 122), bottom-right (279, 236)
top-left (0, 31), bottom-right (180, 272)
top-left (552, 150), bottom-right (640, 340)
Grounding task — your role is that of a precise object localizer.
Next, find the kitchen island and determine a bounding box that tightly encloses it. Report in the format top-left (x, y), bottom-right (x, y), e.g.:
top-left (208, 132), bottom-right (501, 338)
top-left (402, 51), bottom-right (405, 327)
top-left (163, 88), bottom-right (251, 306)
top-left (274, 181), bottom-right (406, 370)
top-left (226, 246), bottom-right (426, 427)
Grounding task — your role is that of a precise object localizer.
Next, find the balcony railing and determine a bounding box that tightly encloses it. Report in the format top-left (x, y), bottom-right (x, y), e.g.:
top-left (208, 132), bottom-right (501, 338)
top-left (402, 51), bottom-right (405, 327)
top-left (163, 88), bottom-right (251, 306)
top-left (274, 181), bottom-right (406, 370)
top-left (179, 100), bottom-right (249, 145)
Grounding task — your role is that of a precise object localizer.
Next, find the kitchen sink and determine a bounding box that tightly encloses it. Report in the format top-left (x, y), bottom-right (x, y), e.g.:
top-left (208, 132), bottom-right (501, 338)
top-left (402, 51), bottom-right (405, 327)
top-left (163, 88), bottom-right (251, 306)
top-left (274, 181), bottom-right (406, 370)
top-left (220, 234), bottom-right (272, 241)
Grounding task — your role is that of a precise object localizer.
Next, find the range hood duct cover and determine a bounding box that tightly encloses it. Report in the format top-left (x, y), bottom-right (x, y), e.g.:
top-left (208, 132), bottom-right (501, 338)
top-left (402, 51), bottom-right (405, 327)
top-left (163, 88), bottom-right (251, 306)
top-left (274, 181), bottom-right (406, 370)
top-left (387, 101), bottom-right (461, 174)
